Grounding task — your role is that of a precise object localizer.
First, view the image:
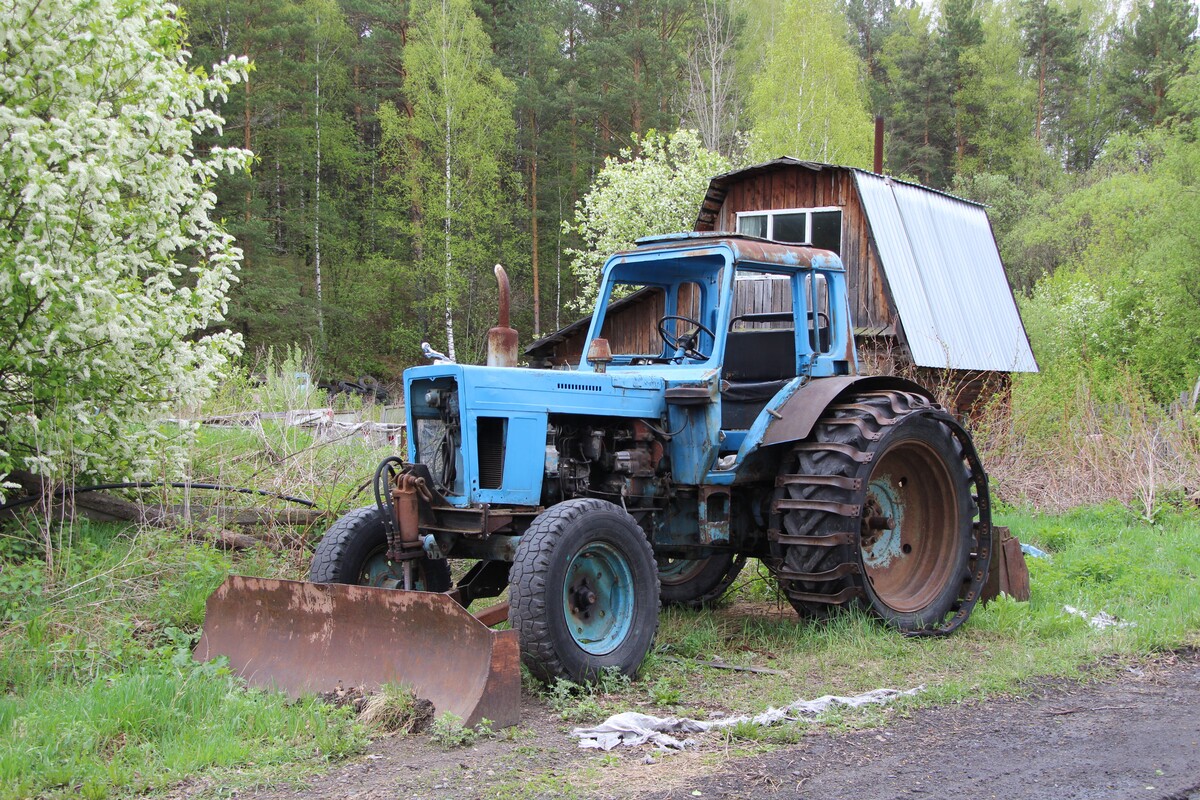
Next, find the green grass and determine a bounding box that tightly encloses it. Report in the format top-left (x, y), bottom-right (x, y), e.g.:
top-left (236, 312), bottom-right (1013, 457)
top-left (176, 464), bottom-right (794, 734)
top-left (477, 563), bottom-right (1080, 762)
top-left (514, 505), bottom-right (1200, 796)
top-left (188, 421), bottom-right (395, 517)
top-left (636, 505), bottom-right (1200, 720)
top-left (4, 499), bottom-right (1200, 797)
top-left (0, 520), bottom-right (366, 799)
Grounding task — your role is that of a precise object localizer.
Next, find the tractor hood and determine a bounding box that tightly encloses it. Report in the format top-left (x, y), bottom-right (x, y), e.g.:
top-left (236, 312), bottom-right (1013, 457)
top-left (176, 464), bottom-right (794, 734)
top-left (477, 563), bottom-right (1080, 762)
top-left (404, 362), bottom-right (718, 506)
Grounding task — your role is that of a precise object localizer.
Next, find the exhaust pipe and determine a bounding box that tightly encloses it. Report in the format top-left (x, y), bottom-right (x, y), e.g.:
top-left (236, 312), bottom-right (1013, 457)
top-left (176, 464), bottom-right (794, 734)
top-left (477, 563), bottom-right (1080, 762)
top-left (487, 264), bottom-right (518, 368)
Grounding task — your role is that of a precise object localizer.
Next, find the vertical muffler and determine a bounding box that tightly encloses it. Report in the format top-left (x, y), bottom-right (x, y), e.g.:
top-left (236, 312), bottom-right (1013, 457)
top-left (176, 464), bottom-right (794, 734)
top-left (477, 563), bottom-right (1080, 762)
top-left (487, 264), bottom-right (518, 368)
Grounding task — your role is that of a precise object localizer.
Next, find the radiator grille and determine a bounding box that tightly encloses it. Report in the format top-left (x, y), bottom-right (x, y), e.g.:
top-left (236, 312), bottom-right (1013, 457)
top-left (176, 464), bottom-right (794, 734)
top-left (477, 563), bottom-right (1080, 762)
top-left (556, 382), bottom-right (601, 392)
top-left (477, 417), bottom-right (506, 489)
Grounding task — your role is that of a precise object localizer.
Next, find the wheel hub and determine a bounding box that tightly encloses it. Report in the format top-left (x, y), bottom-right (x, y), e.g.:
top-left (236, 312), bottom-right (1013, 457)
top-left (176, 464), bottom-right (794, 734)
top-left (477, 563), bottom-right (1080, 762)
top-left (861, 478), bottom-right (905, 569)
top-left (563, 542), bottom-right (634, 656)
top-left (570, 580), bottom-right (598, 615)
top-left (362, 548), bottom-right (427, 591)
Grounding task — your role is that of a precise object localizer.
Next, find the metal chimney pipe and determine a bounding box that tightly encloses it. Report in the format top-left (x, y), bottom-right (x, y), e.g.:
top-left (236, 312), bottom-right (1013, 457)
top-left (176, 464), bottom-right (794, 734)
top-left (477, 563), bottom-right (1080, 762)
top-left (487, 264), bottom-right (518, 367)
top-left (874, 116), bottom-right (884, 175)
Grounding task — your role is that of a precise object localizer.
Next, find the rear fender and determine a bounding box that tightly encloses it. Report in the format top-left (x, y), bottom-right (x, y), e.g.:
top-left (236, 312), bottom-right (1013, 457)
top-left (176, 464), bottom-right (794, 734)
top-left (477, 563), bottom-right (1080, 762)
top-left (732, 376), bottom-right (939, 482)
top-left (760, 375), bottom-right (936, 448)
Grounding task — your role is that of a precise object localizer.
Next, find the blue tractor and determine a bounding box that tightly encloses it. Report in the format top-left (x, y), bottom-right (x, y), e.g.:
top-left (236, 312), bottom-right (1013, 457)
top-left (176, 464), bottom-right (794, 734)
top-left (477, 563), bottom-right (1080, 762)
top-left (198, 233), bottom-right (991, 726)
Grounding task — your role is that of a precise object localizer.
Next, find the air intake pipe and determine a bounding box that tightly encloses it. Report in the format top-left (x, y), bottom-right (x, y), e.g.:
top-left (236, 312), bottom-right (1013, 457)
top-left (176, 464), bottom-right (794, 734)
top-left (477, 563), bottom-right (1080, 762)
top-left (487, 264), bottom-right (518, 368)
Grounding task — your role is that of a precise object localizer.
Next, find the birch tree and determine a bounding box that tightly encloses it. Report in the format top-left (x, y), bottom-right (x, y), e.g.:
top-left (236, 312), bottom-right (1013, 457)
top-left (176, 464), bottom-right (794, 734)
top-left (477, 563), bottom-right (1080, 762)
top-left (746, 0), bottom-right (874, 166)
top-left (683, 0), bottom-right (745, 155)
top-left (384, 0), bottom-right (517, 362)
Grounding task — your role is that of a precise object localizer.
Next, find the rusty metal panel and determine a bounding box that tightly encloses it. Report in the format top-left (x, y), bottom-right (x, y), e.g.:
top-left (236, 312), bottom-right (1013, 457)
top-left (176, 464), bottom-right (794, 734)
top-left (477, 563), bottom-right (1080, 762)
top-left (761, 374), bottom-right (936, 447)
top-left (194, 576), bottom-right (520, 728)
top-left (852, 171), bottom-right (1038, 373)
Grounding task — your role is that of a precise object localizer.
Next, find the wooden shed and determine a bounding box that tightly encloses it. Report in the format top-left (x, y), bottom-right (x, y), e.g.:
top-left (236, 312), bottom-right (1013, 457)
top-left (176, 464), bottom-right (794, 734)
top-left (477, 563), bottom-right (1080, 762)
top-left (527, 158), bottom-right (1037, 417)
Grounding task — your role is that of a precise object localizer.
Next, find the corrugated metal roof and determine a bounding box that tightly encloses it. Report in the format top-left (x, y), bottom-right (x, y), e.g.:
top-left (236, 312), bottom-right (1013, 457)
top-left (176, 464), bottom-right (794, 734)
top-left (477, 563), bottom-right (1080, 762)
top-left (852, 171), bottom-right (1038, 373)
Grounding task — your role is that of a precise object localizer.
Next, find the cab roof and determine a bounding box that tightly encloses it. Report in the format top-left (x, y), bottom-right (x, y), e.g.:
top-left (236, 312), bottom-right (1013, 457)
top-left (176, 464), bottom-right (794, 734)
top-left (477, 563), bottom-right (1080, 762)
top-left (625, 231), bottom-right (845, 272)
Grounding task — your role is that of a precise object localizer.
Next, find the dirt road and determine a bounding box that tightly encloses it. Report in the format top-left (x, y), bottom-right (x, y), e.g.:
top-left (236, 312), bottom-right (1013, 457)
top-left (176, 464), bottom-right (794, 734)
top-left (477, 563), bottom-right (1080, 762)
top-left (239, 650), bottom-right (1200, 800)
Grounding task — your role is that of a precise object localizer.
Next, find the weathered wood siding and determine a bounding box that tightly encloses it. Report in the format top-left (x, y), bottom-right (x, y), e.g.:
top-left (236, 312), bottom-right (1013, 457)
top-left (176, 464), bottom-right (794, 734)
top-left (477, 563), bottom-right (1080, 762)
top-left (732, 276), bottom-right (791, 328)
top-left (599, 289), bottom-right (664, 356)
top-left (697, 164), bottom-right (896, 332)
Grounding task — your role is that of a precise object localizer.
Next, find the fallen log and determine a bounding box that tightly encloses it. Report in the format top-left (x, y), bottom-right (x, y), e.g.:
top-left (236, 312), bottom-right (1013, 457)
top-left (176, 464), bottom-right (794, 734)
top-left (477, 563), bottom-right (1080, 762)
top-left (70, 491), bottom-right (332, 529)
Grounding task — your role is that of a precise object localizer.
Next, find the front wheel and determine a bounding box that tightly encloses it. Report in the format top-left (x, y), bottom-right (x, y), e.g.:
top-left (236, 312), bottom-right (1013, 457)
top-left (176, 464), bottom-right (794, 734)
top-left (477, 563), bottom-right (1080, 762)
top-left (308, 505), bottom-right (451, 591)
top-left (657, 553), bottom-right (746, 608)
top-left (508, 498), bottom-right (660, 683)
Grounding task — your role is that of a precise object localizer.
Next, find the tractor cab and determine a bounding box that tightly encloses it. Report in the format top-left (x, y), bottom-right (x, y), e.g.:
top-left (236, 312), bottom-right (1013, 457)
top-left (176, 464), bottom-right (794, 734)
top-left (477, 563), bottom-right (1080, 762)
top-left (580, 233), bottom-right (857, 476)
top-left (581, 232), bottom-right (855, 377)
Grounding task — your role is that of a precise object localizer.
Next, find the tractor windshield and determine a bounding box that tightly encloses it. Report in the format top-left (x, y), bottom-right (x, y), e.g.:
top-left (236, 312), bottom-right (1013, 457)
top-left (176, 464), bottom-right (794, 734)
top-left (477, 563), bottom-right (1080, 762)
top-left (588, 253), bottom-right (725, 366)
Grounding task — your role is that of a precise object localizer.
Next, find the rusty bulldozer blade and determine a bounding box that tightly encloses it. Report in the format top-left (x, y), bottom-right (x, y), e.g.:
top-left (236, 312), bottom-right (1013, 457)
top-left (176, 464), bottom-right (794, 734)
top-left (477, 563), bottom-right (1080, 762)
top-left (194, 576), bottom-right (520, 728)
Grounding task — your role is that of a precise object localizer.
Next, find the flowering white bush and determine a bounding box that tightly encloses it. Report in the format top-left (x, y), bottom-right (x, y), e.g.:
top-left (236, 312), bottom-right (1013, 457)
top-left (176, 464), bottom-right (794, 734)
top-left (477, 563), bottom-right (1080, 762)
top-left (563, 130), bottom-right (731, 311)
top-left (0, 0), bottom-right (251, 498)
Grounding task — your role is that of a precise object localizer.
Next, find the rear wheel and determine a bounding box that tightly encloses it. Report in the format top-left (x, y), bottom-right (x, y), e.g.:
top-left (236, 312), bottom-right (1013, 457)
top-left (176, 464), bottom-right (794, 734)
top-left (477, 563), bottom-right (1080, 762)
top-left (309, 505), bottom-right (451, 591)
top-left (508, 498), bottom-right (660, 683)
top-left (657, 553), bottom-right (746, 608)
top-left (769, 390), bottom-right (990, 634)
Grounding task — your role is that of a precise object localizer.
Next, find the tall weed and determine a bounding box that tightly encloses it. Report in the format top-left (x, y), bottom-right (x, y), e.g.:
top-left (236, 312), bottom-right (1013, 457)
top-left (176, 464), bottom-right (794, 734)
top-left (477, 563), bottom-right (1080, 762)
top-left (973, 369), bottom-right (1200, 516)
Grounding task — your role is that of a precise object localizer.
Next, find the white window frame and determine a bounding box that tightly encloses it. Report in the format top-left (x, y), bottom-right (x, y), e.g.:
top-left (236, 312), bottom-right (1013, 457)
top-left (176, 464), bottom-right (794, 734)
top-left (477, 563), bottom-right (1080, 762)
top-left (735, 206), bottom-right (842, 247)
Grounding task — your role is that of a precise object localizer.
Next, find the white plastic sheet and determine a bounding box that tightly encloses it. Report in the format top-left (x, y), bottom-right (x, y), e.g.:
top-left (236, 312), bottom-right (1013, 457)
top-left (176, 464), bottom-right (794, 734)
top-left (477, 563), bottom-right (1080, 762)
top-left (572, 686), bottom-right (923, 750)
top-left (1063, 605), bottom-right (1135, 630)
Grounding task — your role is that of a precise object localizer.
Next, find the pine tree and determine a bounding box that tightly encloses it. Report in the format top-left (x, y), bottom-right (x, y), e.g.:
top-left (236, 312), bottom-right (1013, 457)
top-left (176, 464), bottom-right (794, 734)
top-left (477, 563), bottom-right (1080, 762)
top-left (881, 6), bottom-right (954, 184)
top-left (939, 0), bottom-right (985, 169)
top-left (185, 0), bottom-right (324, 350)
top-left (1019, 0), bottom-right (1084, 152)
top-left (1108, 0), bottom-right (1198, 130)
top-left (842, 0), bottom-right (898, 113)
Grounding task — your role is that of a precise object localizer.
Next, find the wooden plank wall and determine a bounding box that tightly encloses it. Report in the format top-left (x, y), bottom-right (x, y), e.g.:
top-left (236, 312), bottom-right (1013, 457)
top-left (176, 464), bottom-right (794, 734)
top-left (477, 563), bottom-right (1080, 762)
top-left (733, 277), bottom-right (792, 328)
top-left (599, 289), bottom-right (665, 355)
top-left (708, 166), bottom-right (894, 332)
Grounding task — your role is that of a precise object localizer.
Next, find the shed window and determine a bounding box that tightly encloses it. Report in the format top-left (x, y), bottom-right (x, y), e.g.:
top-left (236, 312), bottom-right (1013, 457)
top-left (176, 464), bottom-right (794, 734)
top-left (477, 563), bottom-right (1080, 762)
top-left (736, 207), bottom-right (842, 254)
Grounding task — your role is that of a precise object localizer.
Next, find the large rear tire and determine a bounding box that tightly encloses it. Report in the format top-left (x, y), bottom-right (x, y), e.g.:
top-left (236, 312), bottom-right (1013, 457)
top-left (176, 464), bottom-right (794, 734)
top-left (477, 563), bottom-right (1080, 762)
top-left (769, 390), bottom-right (990, 634)
top-left (657, 553), bottom-right (746, 608)
top-left (309, 505), bottom-right (452, 592)
top-left (508, 498), bottom-right (660, 683)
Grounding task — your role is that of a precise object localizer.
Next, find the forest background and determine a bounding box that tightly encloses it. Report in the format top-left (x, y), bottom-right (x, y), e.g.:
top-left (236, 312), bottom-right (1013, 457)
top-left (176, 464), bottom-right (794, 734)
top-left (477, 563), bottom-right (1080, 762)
top-left (185, 0), bottom-right (1200, 417)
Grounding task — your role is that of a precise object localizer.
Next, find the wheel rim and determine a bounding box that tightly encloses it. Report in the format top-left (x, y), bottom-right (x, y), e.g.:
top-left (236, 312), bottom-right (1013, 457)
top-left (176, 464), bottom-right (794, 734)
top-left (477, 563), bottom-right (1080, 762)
top-left (860, 439), bottom-right (961, 614)
top-left (359, 545), bottom-right (432, 591)
top-left (656, 556), bottom-right (711, 586)
top-left (563, 541), bottom-right (635, 656)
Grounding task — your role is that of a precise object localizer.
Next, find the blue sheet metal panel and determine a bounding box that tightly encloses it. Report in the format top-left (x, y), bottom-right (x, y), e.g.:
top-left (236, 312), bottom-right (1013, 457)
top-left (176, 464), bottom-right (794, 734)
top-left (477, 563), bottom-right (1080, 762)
top-left (405, 364), bottom-right (677, 506)
top-left (853, 172), bottom-right (1038, 372)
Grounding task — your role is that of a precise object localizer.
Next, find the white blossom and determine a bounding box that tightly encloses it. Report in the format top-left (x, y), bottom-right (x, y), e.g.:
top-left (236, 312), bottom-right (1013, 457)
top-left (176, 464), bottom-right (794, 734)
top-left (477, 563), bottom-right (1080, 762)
top-left (563, 130), bottom-right (732, 311)
top-left (0, 0), bottom-right (252, 499)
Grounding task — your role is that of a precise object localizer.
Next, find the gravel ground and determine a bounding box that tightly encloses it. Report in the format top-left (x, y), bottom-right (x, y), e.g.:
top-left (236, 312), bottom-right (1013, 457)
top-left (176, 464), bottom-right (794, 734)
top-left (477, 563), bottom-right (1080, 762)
top-left (226, 650), bottom-right (1200, 800)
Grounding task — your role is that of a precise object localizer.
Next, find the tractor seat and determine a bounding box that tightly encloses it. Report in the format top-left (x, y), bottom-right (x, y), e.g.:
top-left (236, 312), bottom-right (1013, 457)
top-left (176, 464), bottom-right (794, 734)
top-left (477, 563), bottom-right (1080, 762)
top-left (721, 329), bottom-right (796, 429)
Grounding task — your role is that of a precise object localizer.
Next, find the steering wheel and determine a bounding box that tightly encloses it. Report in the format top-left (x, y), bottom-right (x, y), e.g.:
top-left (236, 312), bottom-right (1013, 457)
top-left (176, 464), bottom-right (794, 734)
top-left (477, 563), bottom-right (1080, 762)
top-left (657, 314), bottom-right (715, 360)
